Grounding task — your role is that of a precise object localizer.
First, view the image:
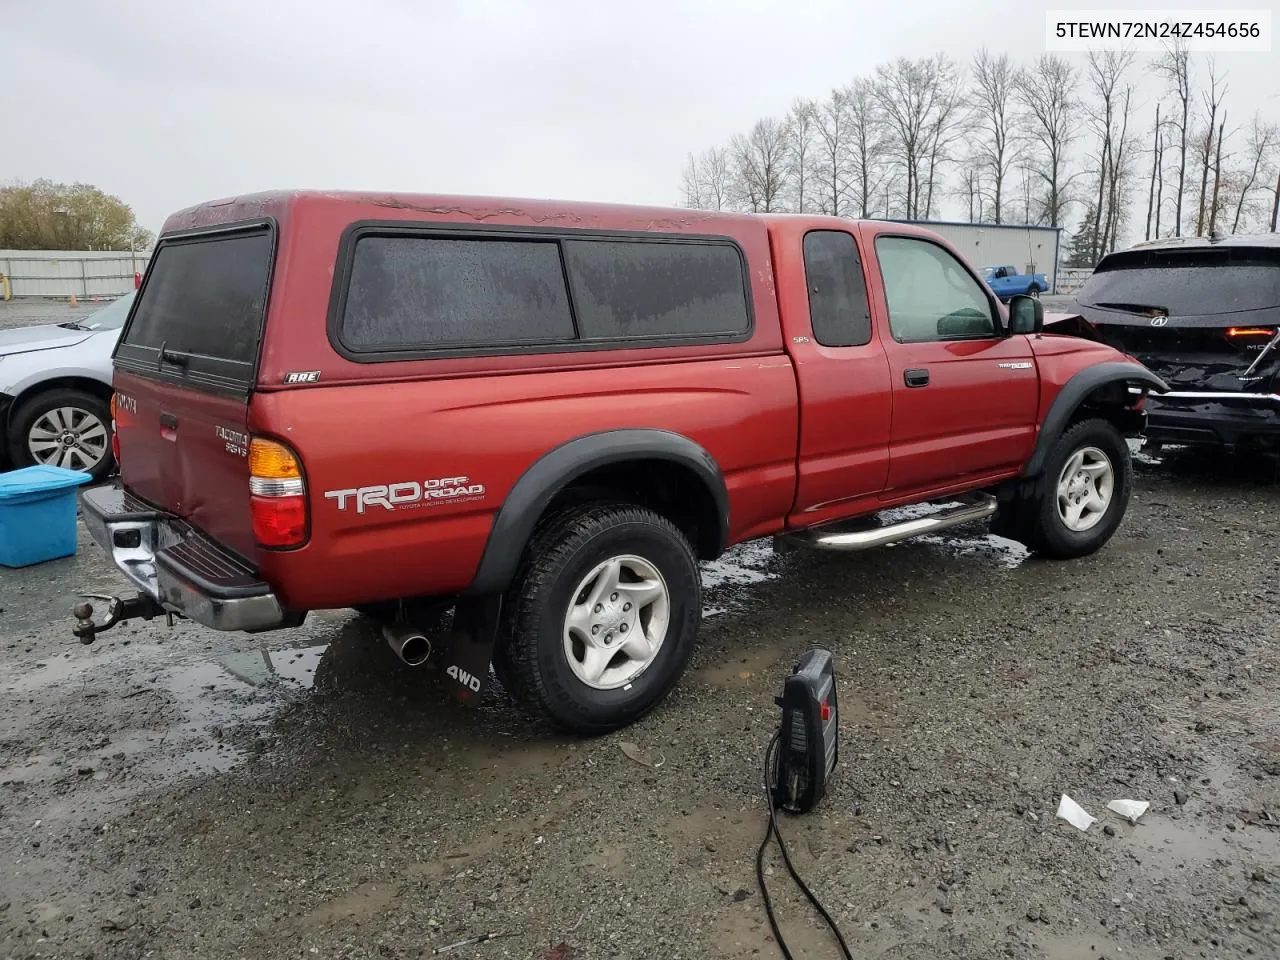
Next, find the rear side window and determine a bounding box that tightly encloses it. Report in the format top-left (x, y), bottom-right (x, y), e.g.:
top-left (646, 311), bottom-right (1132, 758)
top-left (562, 239), bottom-right (750, 340)
top-left (119, 226), bottom-right (274, 385)
top-left (802, 230), bottom-right (872, 347)
top-left (342, 236), bottom-right (575, 349)
top-left (333, 229), bottom-right (752, 357)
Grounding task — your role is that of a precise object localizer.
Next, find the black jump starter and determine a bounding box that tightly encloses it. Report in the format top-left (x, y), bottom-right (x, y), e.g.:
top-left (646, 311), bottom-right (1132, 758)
top-left (772, 647), bottom-right (840, 814)
top-left (758, 646), bottom-right (853, 960)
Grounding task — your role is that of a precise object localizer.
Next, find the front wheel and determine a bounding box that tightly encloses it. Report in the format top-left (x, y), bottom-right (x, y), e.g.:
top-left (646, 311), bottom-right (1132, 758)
top-left (1022, 418), bottom-right (1133, 559)
top-left (496, 503), bottom-right (702, 734)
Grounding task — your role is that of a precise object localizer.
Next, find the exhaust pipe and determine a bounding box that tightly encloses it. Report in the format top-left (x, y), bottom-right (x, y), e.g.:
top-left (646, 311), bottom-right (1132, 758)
top-left (383, 623), bottom-right (432, 667)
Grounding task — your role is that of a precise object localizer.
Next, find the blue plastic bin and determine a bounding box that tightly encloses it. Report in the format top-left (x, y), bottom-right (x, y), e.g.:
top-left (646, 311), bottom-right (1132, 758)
top-left (0, 465), bottom-right (94, 568)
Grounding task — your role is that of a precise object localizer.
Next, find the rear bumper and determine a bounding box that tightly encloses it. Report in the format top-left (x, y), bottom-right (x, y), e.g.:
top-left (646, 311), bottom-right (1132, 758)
top-left (1146, 391), bottom-right (1280, 447)
top-left (80, 482), bottom-right (288, 632)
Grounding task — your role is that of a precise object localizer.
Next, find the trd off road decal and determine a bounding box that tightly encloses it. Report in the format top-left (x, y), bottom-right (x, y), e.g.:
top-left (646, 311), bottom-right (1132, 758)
top-left (324, 476), bottom-right (486, 514)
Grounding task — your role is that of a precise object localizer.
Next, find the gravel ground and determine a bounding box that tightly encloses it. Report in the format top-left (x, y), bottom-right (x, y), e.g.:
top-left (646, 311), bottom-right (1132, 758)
top-left (2, 446), bottom-right (1278, 959)
top-left (0, 299), bottom-right (113, 332)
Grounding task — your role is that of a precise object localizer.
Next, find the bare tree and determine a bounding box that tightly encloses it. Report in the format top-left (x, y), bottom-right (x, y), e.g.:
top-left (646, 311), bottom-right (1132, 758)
top-left (955, 167), bottom-right (985, 221)
top-left (784, 99), bottom-right (818, 213)
top-left (921, 61), bottom-right (966, 218)
top-left (812, 87), bottom-right (852, 217)
top-left (1230, 115), bottom-right (1280, 232)
top-left (1193, 61), bottom-right (1228, 236)
top-left (969, 49), bottom-right (1020, 223)
top-left (1154, 126), bottom-right (1166, 237)
top-left (730, 117), bottom-right (792, 213)
top-left (1015, 54), bottom-right (1080, 227)
top-left (1209, 113), bottom-right (1227, 235)
top-left (702, 146), bottom-right (731, 212)
top-left (1103, 85), bottom-right (1136, 253)
top-left (1273, 170), bottom-right (1280, 232)
top-left (679, 147), bottom-right (731, 210)
top-left (1154, 42), bottom-right (1193, 234)
top-left (847, 78), bottom-right (889, 218)
top-left (1145, 105), bottom-right (1161, 241)
top-left (873, 54), bottom-right (964, 220)
top-left (680, 152), bottom-right (703, 209)
top-left (1085, 50), bottom-right (1137, 260)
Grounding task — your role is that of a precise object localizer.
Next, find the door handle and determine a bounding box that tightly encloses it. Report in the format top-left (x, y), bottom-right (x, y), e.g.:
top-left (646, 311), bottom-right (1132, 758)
top-left (904, 368), bottom-right (930, 388)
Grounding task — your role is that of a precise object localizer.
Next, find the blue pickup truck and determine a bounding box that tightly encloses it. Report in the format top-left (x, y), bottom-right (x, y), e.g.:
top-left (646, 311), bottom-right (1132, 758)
top-left (982, 264), bottom-right (1049, 299)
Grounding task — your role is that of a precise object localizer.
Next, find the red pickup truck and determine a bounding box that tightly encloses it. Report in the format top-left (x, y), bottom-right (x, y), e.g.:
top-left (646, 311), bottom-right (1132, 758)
top-left (72, 191), bottom-right (1166, 733)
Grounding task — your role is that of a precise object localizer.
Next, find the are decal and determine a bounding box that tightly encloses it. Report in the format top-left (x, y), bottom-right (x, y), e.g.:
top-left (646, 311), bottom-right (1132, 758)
top-left (324, 476), bottom-right (486, 514)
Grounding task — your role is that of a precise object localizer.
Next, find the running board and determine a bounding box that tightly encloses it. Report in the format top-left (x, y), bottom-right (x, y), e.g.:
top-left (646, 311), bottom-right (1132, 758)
top-left (781, 495), bottom-right (999, 552)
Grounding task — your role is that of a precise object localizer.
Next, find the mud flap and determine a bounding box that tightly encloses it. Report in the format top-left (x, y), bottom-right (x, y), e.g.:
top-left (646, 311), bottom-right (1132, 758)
top-left (439, 595), bottom-right (503, 705)
top-left (988, 476), bottom-right (1042, 542)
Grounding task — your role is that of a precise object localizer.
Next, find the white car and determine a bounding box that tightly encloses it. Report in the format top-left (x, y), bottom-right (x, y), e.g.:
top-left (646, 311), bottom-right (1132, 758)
top-left (0, 292), bottom-right (134, 480)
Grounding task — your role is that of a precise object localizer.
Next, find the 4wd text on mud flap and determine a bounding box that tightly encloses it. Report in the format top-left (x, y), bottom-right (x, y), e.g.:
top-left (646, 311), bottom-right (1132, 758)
top-left (446, 664), bottom-right (482, 692)
top-left (324, 476), bottom-right (487, 514)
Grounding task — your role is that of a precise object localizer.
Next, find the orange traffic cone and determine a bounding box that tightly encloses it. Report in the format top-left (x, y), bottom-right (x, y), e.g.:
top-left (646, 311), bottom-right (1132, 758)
top-left (69, 294), bottom-right (78, 307)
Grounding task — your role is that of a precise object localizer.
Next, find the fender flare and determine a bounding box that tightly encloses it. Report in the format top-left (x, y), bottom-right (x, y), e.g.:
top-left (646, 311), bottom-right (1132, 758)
top-left (466, 428), bottom-right (730, 596)
top-left (1022, 361), bottom-right (1169, 477)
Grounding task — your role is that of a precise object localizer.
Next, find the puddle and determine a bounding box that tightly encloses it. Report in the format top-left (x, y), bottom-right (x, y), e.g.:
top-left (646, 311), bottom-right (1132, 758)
top-left (218, 644), bottom-right (327, 689)
top-left (914, 531), bottom-right (1029, 568)
top-left (699, 539), bottom-right (785, 618)
top-left (880, 502), bottom-right (1029, 569)
top-left (701, 539), bottom-right (781, 590)
top-left (1119, 813), bottom-right (1280, 872)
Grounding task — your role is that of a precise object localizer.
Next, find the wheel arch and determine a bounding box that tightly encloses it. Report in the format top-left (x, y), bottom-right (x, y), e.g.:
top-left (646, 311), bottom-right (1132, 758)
top-left (467, 429), bottom-right (729, 596)
top-left (1022, 362), bottom-right (1168, 478)
top-left (4, 375), bottom-right (114, 433)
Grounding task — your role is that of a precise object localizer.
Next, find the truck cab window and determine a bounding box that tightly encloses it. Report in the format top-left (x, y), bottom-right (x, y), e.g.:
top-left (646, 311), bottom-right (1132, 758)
top-left (875, 236), bottom-right (995, 343)
top-left (802, 230), bottom-right (872, 347)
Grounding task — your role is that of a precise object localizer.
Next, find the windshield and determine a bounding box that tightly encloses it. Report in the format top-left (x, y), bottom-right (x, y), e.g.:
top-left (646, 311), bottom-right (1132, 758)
top-left (981, 267), bottom-right (995, 278)
top-left (82, 292), bottom-right (137, 330)
top-left (1078, 252), bottom-right (1280, 318)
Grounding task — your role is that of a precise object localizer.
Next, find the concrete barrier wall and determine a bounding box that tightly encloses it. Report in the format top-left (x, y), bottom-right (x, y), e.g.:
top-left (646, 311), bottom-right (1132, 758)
top-left (0, 249), bottom-right (152, 298)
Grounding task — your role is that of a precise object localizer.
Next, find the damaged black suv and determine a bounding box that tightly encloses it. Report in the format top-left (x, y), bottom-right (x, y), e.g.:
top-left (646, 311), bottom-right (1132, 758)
top-left (1058, 235), bottom-right (1280, 453)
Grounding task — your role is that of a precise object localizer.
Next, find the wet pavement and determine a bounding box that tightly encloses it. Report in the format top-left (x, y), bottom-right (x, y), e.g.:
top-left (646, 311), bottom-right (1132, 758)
top-left (0, 299), bottom-right (110, 332)
top-left (2, 446), bottom-right (1280, 959)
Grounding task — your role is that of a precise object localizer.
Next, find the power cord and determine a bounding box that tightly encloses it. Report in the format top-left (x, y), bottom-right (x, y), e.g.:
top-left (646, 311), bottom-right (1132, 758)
top-left (755, 731), bottom-right (855, 960)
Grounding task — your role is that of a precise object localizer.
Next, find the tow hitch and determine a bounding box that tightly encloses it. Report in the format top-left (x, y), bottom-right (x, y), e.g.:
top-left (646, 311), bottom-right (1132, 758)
top-left (71, 593), bottom-right (170, 645)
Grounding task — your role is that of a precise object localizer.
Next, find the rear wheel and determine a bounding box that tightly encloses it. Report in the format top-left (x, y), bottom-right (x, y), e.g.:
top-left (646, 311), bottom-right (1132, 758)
top-left (496, 502), bottom-right (701, 734)
top-left (1022, 418), bottom-right (1132, 559)
top-left (7, 388), bottom-right (114, 481)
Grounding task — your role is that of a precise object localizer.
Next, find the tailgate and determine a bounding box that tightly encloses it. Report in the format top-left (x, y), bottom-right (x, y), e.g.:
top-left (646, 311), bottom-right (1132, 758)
top-left (112, 222), bottom-right (275, 560)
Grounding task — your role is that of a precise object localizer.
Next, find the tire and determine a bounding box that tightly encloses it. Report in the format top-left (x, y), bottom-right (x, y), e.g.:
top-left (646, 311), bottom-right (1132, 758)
top-left (1023, 417), bottom-right (1132, 559)
top-left (496, 502), bottom-right (702, 734)
top-left (1028, 286), bottom-right (1041, 299)
top-left (7, 388), bottom-right (114, 481)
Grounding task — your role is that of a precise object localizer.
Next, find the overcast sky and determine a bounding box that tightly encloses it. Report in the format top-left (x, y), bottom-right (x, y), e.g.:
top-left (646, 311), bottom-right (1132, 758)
top-left (5, 0), bottom-right (1278, 236)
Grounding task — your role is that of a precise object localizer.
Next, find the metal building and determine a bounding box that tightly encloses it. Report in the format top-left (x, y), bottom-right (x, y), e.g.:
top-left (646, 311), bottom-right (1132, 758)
top-left (890, 220), bottom-right (1064, 293)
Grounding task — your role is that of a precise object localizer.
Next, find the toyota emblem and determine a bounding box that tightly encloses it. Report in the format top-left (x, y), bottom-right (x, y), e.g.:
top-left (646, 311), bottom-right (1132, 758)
top-left (1149, 316), bottom-right (1168, 326)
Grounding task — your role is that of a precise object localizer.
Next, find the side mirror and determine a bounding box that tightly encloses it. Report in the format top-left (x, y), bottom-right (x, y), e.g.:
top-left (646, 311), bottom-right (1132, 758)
top-left (1008, 294), bottom-right (1044, 335)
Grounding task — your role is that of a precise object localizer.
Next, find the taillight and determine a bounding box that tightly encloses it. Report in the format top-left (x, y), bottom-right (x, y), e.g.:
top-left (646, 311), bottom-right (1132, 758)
top-left (248, 437), bottom-right (307, 548)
